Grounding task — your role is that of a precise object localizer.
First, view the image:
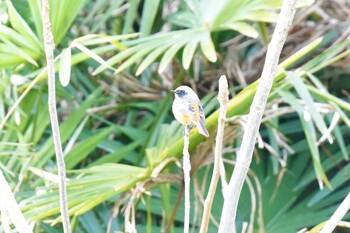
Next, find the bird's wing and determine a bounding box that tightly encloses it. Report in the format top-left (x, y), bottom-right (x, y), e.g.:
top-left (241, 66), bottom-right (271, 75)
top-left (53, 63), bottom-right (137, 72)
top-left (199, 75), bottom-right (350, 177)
top-left (198, 104), bottom-right (205, 121)
top-left (189, 102), bottom-right (201, 120)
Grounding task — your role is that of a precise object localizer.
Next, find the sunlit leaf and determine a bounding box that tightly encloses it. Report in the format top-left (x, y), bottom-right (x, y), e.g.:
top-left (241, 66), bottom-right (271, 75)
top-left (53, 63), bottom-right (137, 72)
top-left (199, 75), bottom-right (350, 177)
top-left (5, 0), bottom-right (41, 52)
top-left (122, 0), bottom-right (140, 34)
top-left (182, 37), bottom-right (200, 70)
top-left (136, 44), bottom-right (171, 76)
top-left (74, 43), bottom-right (115, 71)
top-left (200, 31), bottom-right (217, 63)
top-left (158, 41), bottom-right (188, 73)
top-left (278, 90), bottom-right (331, 189)
top-left (224, 22), bottom-right (259, 38)
top-left (59, 47), bottom-right (71, 87)
top-left (288, 72), bottom-right (330, 142)
top-left (140, 0), bottom-right (161, 36)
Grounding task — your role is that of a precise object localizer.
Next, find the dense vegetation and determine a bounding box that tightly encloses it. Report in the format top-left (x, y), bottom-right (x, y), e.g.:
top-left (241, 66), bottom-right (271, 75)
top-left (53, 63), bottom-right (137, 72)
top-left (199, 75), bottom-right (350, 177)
top-left (0, 0), bottom-right (349, 232)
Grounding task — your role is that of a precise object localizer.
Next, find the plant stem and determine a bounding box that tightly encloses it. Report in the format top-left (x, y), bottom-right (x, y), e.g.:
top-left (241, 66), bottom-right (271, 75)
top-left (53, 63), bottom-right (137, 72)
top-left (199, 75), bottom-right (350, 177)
top-left (41, 1), bottom-right (71, 232)
top-left (199, 75), bottom-right (229, 233)
top-left (320, 193), bottom-right (350, 233)
top-left (218, 0), bottom-right (297, 232)
top-left (183, 125), bottom-right (191, 233)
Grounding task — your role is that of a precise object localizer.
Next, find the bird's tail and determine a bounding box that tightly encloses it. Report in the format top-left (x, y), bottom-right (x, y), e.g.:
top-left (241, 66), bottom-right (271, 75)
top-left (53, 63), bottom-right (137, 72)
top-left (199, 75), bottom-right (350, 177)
top-left (195, 120), bottom-right (209, 137)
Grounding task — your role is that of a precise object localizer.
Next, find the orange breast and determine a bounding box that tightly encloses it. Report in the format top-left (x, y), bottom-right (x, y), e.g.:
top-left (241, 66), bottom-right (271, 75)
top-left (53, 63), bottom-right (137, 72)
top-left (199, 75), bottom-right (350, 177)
top-left (173, 110), bottom-right (192, 125)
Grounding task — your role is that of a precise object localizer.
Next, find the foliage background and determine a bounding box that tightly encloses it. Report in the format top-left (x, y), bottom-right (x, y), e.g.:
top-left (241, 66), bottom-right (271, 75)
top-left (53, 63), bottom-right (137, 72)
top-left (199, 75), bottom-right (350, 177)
top-left (0, 0), bottom-right (350, 232)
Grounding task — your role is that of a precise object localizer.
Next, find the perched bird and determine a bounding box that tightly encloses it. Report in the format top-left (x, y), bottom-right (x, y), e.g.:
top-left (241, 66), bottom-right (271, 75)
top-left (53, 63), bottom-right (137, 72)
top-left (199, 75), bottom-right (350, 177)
top-left (171, 86), bottom-right (209, 137)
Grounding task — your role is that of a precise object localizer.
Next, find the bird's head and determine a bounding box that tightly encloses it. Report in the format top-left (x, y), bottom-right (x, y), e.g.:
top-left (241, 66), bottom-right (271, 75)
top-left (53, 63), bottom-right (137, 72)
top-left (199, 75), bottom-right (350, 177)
top-left (171, 86), bottom-right (195, 99)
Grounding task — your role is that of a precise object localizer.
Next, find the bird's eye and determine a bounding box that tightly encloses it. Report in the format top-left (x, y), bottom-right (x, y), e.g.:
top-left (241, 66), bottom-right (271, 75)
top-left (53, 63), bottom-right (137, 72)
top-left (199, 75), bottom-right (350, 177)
top-left (177, 90), bottom-right (187, 97)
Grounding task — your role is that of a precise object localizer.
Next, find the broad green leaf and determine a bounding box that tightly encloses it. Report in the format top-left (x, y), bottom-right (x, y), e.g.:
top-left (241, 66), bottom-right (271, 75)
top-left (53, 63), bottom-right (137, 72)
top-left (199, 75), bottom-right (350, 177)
top-left (122, 0), bottom-right (140, 34)
top-left (123, 30), bottom-right (180, 47)
top-left (199, 31), bottom-right (217, 63)
top-left (65, 127), bottom-right (114, 169)
top-left (93, 45), bottom-right (141, 75)
top-left (332, 101), bottom-right (350, 128)
top-left (300, 116), bottom-right (331, 189)
top-left (327, 114), bottom-right (348, 160)
top-left (32, 88), bottom-right (103, 168)
top-left (0, 52), bottom-right (27, 67)
top-left (166, 11), bottom-right (200, 28)
top-left (89, 142), bottom-right (140, 167)
top-left (279, 37), bottom-right (323, 69)
top-left (158, 184), bottom-right (172, 223)
top-left (28, 0), bottom-right (42, 42)
top-left (95, 30), bottom-right (196, 75)
top-left (0, 25), bottom-right (39, 53)
top-left (80, 211), bottom-right (104, 233)
top-left (182, 37), bottom-right (200, 70)
top-left (307, 73), bottom-right (349, 160)
top-left (302, 40), bottom-right (350, 73)
top-left (78, 34), bottom-right (138, 47)
top-left (90, 0), bottom-right (124, 34)
top-left (0, 39), bottom-right (38, 66)
top-left (257, 22), bottom-right (269, 45)
top-left (81, 0), bottom-right (110, 25)
top-left (140, 0), bottom-right (161, 36)
top-left (310, 49), bottom-right (350, 74)
top-left (288, 72), bottom-right (330, 142)
top-left (184, 0), bottom-right (198, 11)
top-left (307, 85), bottom-right (350, 111)
top-left (308, 162), bottom-right (350, 206)
top-left (158, 40), bottom-right (188, 73)
top-left (225, 22), bottom-right (259, 38)
top-left (293, 147), bottom-right (346, 191)
top-left (115, 125), bottom-right (147, 143)
top-left (59, 47), bottom-right (71, 87)
top-left (278, 90), bottom-right (331, 189)
top-left (74, 43), bottom-right (115, 71)
top-left (243, 10), bottom-right (279, 23)
top-left (115, 43), bottom-right (161, 74)
top-left (24, 164), bottom-right (146, 220)
top-left (5, 0), bottom-right (41, 52)
top-left (136, 44), bottom-right (172, 76)
top-left (262, 0), bottom-right (315, 9)
top-left (49, 0), bottom-right (88, 44)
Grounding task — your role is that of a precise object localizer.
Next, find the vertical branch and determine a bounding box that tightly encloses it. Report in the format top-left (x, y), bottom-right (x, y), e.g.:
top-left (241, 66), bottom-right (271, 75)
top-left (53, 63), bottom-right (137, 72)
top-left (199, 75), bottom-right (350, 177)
top-left (199, 75), bottom-right (229, 233)
top-left (41, 1), bottom-right (71, 232)
top-left (320, 193), bottom-right (350, 233)
top-left (218, 0), bottom-right (297, 232)
top-left (183, 125), bottom-right (191, 233)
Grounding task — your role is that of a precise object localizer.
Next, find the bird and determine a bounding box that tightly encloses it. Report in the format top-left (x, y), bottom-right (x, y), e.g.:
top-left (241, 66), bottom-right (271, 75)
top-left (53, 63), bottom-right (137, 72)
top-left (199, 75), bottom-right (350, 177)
top-left (171, 86), bottom-right (209, 137)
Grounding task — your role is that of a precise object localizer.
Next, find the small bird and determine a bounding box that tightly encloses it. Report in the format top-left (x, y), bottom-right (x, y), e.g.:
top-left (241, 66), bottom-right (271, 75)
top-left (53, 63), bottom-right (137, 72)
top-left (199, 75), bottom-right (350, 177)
top-left (171, 86), bottom-right (209, 137)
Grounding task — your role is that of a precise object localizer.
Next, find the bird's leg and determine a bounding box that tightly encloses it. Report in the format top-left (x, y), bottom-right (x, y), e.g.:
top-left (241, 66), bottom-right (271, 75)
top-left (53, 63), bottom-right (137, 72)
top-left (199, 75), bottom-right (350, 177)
top-left (184, 125), bottom-right (191, 137)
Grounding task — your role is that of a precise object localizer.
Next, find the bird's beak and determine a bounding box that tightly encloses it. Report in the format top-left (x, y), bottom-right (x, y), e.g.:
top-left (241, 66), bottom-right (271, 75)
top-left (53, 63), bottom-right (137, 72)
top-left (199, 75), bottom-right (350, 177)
top-left (171, 90), bottom-right (176, 93)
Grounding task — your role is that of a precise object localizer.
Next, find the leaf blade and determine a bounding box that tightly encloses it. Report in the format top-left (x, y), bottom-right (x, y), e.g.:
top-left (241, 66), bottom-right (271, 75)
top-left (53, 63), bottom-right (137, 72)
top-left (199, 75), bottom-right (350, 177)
top-left (59, 47), bottom-right (72, 87)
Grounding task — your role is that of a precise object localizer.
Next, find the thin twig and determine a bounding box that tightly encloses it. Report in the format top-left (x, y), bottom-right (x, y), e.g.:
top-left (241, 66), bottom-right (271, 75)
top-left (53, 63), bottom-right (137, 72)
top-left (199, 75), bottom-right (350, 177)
top-left (218, 0), bottom-right (297, 232)
top-left (245, 176), bottom-right (256, 233)
top-left (41, 1), bottom-right (71, 232)
top-left (0, 170), bottom-right (32, 233)
top-left (199, 75), bottom-right (229, 233)
top-left (183, 125), bottom-right (191, 233)
top-left (320, 193), bottom-right (350, 233)
top-left (166, 184), bottom-right (184, 233)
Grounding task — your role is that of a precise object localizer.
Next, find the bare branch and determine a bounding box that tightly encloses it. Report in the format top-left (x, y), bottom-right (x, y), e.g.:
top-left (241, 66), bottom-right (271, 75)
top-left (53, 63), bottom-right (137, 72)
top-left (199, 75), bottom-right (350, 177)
top-left (183, 125), bottom-right (191, 233)
top-left (199, 75), bottom-right (229, 233)
top-left (41, 1), bottom-right (71, 232)
top-left (218, 0), bottom-right (297, 232)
